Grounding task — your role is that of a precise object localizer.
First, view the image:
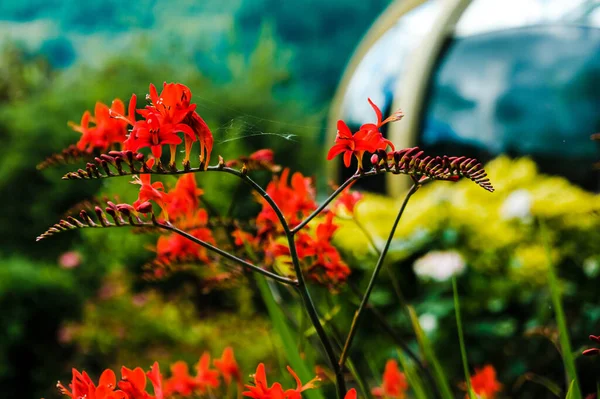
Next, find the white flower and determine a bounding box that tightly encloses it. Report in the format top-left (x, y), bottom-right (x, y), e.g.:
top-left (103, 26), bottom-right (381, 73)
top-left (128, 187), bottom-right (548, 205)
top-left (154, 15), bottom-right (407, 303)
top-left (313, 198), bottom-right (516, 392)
top-left (500, 189), bottom-right (532, 220)
top-left (413, 250), bottom-right (466, 282)
top-left (419, 313), bottom-right (438, 334)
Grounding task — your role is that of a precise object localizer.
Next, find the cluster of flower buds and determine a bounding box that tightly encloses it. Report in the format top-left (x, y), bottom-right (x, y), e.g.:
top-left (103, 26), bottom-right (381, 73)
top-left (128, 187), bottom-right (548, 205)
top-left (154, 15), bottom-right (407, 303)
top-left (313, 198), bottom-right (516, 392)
top-left (369, 147), bottom-right (494, 192)
top-left (36, 201), bottom-right (155, 241)
top-left (37, 144), bottom-right (89, 170)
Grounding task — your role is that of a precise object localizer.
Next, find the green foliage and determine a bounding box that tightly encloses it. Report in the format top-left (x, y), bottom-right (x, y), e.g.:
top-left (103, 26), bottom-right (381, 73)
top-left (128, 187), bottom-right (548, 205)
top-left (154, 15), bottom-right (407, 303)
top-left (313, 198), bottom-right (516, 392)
top-left (255, 277), bottom-right (325, 399)
top-left (334, 156), bottom-right (600, 396)
top-left (0, 257), bottom-right (81, 399)
top-left (62, 270), bottom-right (275, 376)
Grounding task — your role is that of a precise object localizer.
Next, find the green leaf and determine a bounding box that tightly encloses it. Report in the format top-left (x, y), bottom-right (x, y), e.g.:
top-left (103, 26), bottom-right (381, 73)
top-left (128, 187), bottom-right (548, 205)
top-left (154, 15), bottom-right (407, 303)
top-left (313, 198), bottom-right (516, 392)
top-left (452, 277), bottom-right (477, 399)
top-left (541, 222), bottom-right (582, 399)
top-left (255, 277), bottom-right (324, 399)
top-left (408, 306), bottom-right (454, 399)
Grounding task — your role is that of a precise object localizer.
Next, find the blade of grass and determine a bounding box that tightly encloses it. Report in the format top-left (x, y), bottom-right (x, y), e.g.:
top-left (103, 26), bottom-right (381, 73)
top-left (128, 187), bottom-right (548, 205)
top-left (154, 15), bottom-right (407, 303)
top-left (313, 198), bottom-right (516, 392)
top-left (345, 357), bottom-right (372, 399)
top-left (520, 373), bottom-right (562, 397)
top-left (540, 221), bottom-right (582, 399)
top-left (397, 350), bottom-right (429, 399)
top-left (255, 276), bottom-right (325, 399)
top-left (408, 306), bottom-right (454, 399)
top-left (452, 277), bottom-right (477, 399)
top-left (565, 380), bottom-right (575, 399)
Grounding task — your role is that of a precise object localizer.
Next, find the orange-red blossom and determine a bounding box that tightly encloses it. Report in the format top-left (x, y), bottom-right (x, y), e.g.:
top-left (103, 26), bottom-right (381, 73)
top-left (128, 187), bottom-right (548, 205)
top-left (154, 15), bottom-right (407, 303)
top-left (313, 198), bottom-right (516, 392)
top-left (109, 82), bottom-right (213, 167)
top-left (243, 363), bottom-right (320, 399)
top-left (70, 97), bottom-right (136, 153)
top-left (371, 360), bottom-right (408, 399)
top-left (327, 98), bottom-right (401, 169)
top-left (467, 365), bottom-right (502, 399)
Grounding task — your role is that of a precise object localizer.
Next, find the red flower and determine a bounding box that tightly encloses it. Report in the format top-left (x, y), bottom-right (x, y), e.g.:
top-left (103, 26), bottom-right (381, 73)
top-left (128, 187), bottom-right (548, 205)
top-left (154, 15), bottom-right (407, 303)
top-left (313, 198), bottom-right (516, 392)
top-left (71, 97), bottom-right (135, 153)
top-left (146, 362), bottom-right (164, 399)
top-left (125, 109), bottom-right (194, 161)
top-left (327, 99), bottom-right (402, 170)
top-left (186, 110), bottom-right (214, 168)
top-left (243, 363), bottom-right (319, 399)
top-left (118, 82), bottom-right (214, 166)
top-left (119, 366), bottom-right (151, 399)
top-left (156, 229), bottom-right (213, 264)
top-left (144, 82), bottom-right (209, 165)
top-left (165, 173), bottom-right (204, 219)
top-left (243, 363), bottom-right (286, 399)
top-left (147, 82), bottom-right (196, 125)
top-left (358, 98), bottom-right (402, 151)
top-left (232, 228), bottom-right (257, 247)
top-left (283, 365), bottom-right (320, 399)
top-left (371, 360), bottom-right (408, 399)
top-left (163, 361), bottom-right (197, 397)
top-left (257, 169), bottom-right (317, 234)
top-left (58, 369), bottom-right (126, 399)
top-left (214, 347), bottom-right (241, 386)
top-left (326, 120), bottom-right (377, 169)
top-left (195, 352), bottom-right (221, 392)
top-left (294, 213), bottom-right (351, 287)
top-left (132, 159), bottom-right (171, 217)
top-left (468, 365), bottom-right (502, 399)
top-left (345, 389), bottom-right (358, 399)
top-left (332, 184), bottom-right (363, 216)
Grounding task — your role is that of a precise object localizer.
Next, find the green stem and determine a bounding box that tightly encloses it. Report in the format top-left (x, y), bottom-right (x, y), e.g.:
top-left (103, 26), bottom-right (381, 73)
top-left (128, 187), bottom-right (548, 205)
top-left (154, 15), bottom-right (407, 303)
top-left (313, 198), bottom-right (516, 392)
top-left (540, 221), bottom-right (581, 399)
top-left (452, 277), bottom-right (477, 399)
top-left (338, 184), bottom-right (419, 368)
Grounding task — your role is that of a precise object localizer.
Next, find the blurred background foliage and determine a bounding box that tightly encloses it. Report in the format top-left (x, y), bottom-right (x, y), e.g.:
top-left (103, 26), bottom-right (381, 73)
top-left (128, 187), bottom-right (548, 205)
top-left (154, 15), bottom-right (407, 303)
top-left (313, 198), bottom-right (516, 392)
top-left (1, 1), bottom-right (599, 398)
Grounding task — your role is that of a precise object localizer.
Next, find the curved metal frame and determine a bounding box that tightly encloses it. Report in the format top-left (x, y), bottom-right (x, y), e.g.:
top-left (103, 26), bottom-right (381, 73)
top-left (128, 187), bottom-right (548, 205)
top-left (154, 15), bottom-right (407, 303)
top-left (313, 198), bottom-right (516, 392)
top-left (326, 0), bottom-right (472, 196)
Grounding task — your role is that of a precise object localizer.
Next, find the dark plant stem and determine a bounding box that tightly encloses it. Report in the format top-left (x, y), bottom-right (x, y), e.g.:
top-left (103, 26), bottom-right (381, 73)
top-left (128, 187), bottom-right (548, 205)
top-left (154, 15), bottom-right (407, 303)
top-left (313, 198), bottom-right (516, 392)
top-left (346, 283), bottom-right (440, 399)
top-left (350, 215), bottom-right (440, 397)
top-left (352, 217), bottom-right (408, 310)
top-left (155, 220), bottom-right (298, 286)
top-left (291, 175), bottom-right (359, 233)
top-left (339, 184), bottom-right (419, 368)
top-left (229, 171), bottom-right (347, 399)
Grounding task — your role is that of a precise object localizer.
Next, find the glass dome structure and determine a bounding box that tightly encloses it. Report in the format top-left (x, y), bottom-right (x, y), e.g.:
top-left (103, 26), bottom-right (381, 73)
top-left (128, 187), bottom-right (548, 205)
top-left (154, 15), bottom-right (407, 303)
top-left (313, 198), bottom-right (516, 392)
top-left (328, 0), bottom-right (600, 196)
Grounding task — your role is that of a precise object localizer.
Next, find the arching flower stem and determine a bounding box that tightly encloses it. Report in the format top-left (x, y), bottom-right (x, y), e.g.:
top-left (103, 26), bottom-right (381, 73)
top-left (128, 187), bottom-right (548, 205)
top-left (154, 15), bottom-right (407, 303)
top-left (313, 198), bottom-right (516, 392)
top-left (338, 182), bottom-right (422, 369)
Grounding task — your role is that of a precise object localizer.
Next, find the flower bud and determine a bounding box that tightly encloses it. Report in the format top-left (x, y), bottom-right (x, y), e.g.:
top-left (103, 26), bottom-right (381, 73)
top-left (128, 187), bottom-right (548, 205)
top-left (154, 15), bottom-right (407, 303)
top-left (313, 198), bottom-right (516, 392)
top-left (136, 201), bottom-right (153, 214)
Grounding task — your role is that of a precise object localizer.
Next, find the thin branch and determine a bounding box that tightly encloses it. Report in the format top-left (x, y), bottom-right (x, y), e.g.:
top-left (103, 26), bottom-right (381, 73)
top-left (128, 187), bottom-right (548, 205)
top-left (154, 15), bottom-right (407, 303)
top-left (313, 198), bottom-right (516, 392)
top-left (339, 184), bottom-right (420, 368)
top-left (346, 282), bottom-right (440, 399)
top-left (155, 220), bottom-right (298, 286)
top-left (291, 175), bottom-right (359, 233)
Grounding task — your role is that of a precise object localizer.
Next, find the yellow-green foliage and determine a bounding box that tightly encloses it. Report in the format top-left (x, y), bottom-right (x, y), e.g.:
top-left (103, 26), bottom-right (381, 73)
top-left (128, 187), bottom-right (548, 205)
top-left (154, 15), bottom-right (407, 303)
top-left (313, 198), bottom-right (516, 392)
top-left (335, 156), bottom-right (600, 285)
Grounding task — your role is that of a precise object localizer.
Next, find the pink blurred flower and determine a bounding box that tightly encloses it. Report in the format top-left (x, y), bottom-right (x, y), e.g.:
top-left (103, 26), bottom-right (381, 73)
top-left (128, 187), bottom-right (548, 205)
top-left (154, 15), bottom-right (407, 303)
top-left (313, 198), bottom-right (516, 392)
top-left (59, 251), bottom-right (82, 269)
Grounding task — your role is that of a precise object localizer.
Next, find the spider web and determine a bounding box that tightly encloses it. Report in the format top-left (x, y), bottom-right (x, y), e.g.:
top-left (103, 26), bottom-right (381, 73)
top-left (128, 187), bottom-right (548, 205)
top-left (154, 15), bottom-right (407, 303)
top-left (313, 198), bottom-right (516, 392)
top-left (192, 96), bottom-right (328, 146)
